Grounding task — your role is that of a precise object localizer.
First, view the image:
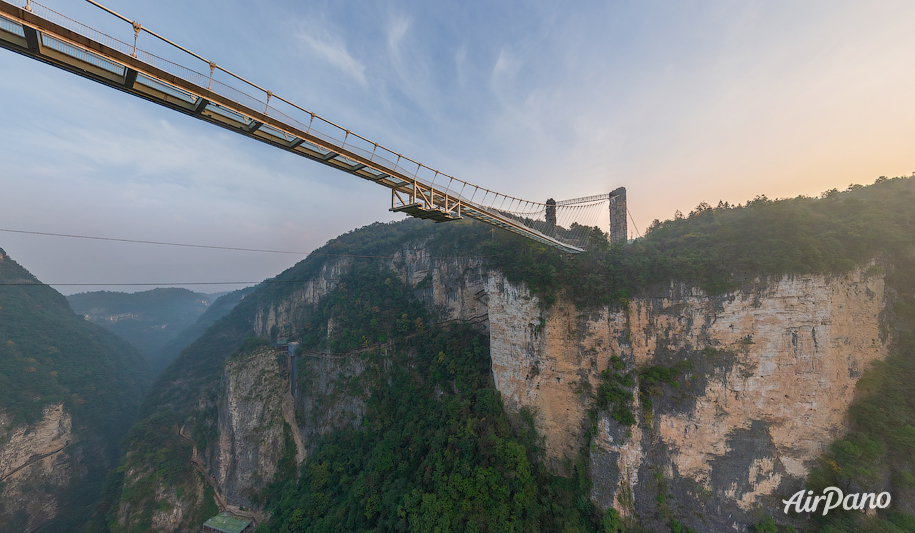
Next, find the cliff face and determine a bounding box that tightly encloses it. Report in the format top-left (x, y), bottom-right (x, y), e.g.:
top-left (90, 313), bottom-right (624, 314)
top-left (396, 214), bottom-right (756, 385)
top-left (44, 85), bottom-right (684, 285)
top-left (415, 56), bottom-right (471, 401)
top-left (252, 243), bottom-right (487, 339)
top-left (183, 243), bottom-right (489, 520)
top-left (0, 248), bottom-right (148, 533)
top-left (485, 264), bottom-right (888, 531)
top-left (388, 244), bottom-right (488, 323)
top-left (242, 243), bottom-right (486, 469)
top-left (114, 458), bottom-right (215, 533)
top-left (0, 404), bottom-right (73, 533)
top-left (296, 352), bottom-right (367, 451)
top-left (254, 258), bottom-right (352, 339)
top-left (213, 347), bottom-right (304, 507)
top-left (144, 237), bottom-right (889, 532)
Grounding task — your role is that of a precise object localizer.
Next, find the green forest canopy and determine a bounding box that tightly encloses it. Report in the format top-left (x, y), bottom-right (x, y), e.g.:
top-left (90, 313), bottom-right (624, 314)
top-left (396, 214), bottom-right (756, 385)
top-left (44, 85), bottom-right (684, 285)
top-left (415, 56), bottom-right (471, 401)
top-left (102, 175), bottom-right (915, 533)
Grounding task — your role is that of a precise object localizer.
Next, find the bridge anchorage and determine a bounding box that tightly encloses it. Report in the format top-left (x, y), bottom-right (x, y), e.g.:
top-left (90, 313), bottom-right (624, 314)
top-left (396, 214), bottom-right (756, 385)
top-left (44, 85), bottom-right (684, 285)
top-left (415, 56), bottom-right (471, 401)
top-left (0, 0), bottom-right (628, 253)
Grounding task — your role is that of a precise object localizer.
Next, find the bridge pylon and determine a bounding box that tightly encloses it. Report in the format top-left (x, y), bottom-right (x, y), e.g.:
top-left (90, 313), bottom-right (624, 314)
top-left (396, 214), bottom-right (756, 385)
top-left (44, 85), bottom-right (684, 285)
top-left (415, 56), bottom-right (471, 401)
top-left (609, 187), bottom-right (627, 243)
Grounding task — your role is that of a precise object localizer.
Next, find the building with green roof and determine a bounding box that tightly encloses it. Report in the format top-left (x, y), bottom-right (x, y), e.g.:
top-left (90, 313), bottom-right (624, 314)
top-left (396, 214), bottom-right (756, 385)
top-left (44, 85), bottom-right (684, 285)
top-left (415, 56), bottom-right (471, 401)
top-left (201, 512), bottom-right (252, 533)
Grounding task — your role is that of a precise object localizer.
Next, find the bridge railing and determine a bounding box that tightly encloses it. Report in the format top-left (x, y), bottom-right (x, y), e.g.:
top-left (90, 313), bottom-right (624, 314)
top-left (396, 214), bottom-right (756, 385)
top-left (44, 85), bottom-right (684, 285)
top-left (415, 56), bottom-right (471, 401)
top-left (8, 0), bottom-right (551, 210)
top-left (2, 0), bottom-right (607, 252)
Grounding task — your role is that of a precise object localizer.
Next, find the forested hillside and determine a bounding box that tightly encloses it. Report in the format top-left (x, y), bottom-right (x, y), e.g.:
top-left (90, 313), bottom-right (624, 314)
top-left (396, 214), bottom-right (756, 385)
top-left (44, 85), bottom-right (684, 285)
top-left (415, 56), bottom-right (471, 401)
top-left (0, 248), bottom-right (149, 532)
top-left (154, 286), bottom-right (256, 372)
top-left (97, 176), bottom-right (915, 533)
top-left (258, 262), bottom-right (613, 532)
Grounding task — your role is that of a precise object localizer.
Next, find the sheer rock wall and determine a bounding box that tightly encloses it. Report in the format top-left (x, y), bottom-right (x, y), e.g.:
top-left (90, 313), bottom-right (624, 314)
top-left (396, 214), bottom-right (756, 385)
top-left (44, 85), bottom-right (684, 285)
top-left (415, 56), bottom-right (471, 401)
top-left (216, 240), bottom-right (889, 532)
top-left (0, 404), bottom-right (73, 533)
top-left (486, 265), bottom-right (888, 531)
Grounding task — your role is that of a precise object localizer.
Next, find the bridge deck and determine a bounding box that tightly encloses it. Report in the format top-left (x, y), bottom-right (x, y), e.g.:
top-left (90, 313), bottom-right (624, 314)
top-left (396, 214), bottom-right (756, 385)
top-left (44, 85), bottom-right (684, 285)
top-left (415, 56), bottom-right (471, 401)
top-left (0, 0), bottom-right (588, 253)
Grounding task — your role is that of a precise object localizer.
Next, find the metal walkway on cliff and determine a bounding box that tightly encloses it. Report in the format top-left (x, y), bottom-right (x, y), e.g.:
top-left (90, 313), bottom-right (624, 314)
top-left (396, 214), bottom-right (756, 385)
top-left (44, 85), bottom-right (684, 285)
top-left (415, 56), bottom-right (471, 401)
top-left (0, 0), bottom-right (627, 253)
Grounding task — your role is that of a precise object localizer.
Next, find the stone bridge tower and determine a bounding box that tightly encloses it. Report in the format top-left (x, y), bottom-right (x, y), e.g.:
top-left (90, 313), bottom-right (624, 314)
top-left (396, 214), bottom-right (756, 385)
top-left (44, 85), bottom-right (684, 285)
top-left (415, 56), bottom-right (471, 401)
top-left (609, 187), bottom-right (627, 243)
top-left (545, 198), bottom-right (557, 236)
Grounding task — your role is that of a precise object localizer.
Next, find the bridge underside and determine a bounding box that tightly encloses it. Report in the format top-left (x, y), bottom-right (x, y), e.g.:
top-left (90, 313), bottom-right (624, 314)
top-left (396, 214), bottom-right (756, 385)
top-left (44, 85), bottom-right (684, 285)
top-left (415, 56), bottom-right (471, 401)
top-left (0, 1), bottom-right (614, 253)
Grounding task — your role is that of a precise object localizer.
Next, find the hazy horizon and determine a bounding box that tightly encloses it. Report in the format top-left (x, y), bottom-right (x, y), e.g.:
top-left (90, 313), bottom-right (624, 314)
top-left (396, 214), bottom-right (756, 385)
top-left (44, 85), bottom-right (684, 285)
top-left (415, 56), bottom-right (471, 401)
top-left (1, 0), bottom-right (912, 294)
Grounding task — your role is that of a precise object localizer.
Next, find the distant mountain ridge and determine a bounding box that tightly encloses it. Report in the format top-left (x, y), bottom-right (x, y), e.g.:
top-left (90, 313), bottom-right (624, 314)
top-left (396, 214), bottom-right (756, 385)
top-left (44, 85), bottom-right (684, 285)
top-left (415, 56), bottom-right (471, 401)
top-left (67, 287), bottom-right (251, 374)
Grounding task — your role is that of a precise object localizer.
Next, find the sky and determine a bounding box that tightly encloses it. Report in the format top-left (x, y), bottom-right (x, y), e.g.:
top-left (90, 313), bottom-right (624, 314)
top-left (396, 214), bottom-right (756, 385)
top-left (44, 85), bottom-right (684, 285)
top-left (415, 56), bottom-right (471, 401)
top-left (0, 0), bottom-right (913, 295)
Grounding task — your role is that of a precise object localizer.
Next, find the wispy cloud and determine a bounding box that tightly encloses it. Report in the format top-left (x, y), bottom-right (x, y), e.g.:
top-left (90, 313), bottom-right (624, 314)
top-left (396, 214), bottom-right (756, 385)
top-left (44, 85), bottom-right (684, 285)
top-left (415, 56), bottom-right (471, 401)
top-left (492, 47), bottom-right (517, 77)
top-left (293, 18), bottom-right (367, 86)
top-left (387, 15), bottom-right (411, 51)
top-left (3, 0), bottom-right (915, 293)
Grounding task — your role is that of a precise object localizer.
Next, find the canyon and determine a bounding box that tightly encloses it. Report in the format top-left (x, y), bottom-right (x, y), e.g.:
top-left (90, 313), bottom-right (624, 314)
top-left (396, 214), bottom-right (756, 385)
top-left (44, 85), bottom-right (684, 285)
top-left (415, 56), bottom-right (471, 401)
top-left (183, 241), bottom-right (888, 532)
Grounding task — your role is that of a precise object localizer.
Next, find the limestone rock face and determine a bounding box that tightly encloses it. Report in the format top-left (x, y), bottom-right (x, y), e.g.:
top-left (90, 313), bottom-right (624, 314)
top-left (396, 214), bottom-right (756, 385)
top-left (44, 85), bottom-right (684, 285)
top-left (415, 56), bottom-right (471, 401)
top-left (485, 265), bottom-right (888, 531)
top-left (252, 241), bottom-right (487, 342)
top-left (0, 404), bottom-right (73, 533)
top-left (296, 354), bottom-right (367, 448)
top-left (213, 348), bottom-right (304, 507)
top-left (208, 238), bottom-right (889, 532)
top-left (388, 243), bottom-right (488, 324)
top-left (114, 460), bottom-right (214, 533)
top-left (254, 258), bottom-right (352, 339)
top-left (147, 474), bottom-right (208, 533)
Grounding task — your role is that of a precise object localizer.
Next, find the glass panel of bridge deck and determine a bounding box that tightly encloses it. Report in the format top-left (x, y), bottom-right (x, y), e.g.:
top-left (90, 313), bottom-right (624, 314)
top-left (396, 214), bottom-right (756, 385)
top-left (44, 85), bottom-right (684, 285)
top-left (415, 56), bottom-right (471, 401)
top-left (0, 15), bottom-right (25, 37)
top-left (259, 124), bottom-right (295, 142)
top-left (40, 34), bottom-right (125, 76)
top-left (206, 103), bottom-right (249, 124)
top-left (135, 74), bottom-right (196, 103)
top-left (297, 140), bottom-right (331, 156)
top-left (336, 155), bottom-right (359, 167)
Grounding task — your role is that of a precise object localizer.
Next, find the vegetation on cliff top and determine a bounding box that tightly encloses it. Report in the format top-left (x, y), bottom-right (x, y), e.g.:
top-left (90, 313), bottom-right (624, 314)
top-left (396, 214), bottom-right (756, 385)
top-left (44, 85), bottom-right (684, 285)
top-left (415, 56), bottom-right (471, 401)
top-left (98, 175), bottom-right (915, 532)
top-left (482, 175), bottom-right (915, 307)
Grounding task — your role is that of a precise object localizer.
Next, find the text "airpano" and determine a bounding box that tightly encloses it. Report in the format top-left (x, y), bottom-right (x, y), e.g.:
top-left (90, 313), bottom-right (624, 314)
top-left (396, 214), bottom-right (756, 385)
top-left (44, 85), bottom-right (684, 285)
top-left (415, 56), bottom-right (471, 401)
top-left (783, 487), bottom-right (891, 515)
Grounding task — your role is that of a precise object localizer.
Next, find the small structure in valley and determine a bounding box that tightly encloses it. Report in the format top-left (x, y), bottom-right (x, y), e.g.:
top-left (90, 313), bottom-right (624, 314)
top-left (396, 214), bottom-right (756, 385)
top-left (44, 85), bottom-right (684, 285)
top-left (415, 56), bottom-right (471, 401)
top-left (201, 512), bottom-right (252, 533)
